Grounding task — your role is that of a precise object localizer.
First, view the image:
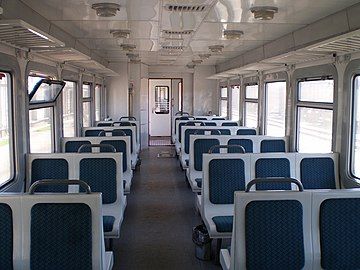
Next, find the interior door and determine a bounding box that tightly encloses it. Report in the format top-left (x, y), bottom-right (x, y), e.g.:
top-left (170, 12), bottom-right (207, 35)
top-left (149, 79), bottom-right (171, 136)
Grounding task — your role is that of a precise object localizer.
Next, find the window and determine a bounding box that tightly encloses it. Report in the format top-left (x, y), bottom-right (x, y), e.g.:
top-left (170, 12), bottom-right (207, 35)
top-left (0, 72), bottom-right (13, 186)
top-left (95, 84), bottom-right (101, 122)
top-left (231, 85), bottom-right (240, 121)
top-left (220, 86), bottom-right (228, 117)
top-left (265, 81), bottom-right (286, 136)
top-left (28, 75), bottom-right (55, 153)
top-left (351, 76), bottom-right (360, 178)
top-left (154, 86), bottom-right (170, 114)
top-left (63, 81), bottom-right (76, 137)
top-left (82, 83), bottom-right (92, 127)
top-left (244, 84), bottom-right (258, 128)
top-left (297, 78), bottom-right (334, 153)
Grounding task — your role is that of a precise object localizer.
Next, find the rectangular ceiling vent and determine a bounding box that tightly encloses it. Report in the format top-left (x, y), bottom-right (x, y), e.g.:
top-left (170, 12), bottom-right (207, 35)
top-left (264, 51), bottom-right (327, 64)
top-left (164, 4), bottom-right (208, 12)
top-left (0, 20), bottom-right (65, 50)
top-left (31, 47), bottom-right (90, 62)
top-left (161, 45), bottom-right (184, 51)
top-left (308, 30), bottom-right (360, 54)
top-left (163, 30), bottom-right (194, 35)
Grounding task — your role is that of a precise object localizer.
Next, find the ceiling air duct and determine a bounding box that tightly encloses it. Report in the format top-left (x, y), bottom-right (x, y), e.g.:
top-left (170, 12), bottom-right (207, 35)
top-left (209, 45), bottom-right (224, 53)
top-left (199, 53), bottom-right (211, 60)
top-left (223, 30), bottom-right (244, 40)
top-left (250, 6), bottom-right (278, 20)
top-left (110, 29), bottom-right (131, 39)
top-left (120, 43), bottom-right (136, 51)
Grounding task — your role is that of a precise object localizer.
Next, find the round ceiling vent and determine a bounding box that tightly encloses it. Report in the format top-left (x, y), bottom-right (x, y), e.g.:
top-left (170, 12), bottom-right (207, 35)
top-left (199, 53), bottom-right (211, 60)
top-left (192, 59), bottom-right (203, 65)
top-left (110, 29), bottom-right (131, 39)
top-left (223, 30), bottom-right (244, 40)
top-left (186, 63), bottom-right (196, 69)
top-left (120, 44), bottom-right (136, 51)
top-left (250, 6), bottom-right (278, 20)
top-left (92, 3), bottom-right (120, 17)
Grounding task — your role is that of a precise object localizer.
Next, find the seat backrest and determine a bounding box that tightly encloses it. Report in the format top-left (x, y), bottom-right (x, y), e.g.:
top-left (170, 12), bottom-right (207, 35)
top-left (260, 139), bottom-right (286, 152)
top-left (253, 153), bottom-right (296, 190)
top-left (194, 138), bottom-right (220, 171)
top-left (222, 122), bottom-right (238, 126)
top-left (311, 190), bottom-right (360, 269)
top-left (22, 193), bottom-right (105, 270)
top-left (100, 140), bottom-right (127, 172)
top-left (231, 190), bottom-right (313, 270)
top-left (97, 122), bottom-right (112, 127)
top-left (0, 195), bottom-right (22, 270)
top-left (65, 140), bottom-right (91, 153)
top-left (296, 153), bottom-right (339, 189)
top-left (84, 129), bottom-right (104, 137)
top-left (236, 129), bottom-right (257, 135)
top-left (228, 139), bottom-right (253, 153)
top-left (205, 122), bottom-right (216, 126)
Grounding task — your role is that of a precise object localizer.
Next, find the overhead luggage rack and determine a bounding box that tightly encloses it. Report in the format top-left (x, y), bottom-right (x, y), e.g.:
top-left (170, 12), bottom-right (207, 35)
top-left (0, 20), bottom-right (65, 50)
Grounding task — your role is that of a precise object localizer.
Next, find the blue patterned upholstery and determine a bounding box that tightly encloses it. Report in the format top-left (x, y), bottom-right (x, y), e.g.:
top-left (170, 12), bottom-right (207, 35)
top-left (219, 129), bottom-right (231, 135)
top-left (0, 204), bottom-right (13, 270)
top-left (178, 122), bottom-right (189, 143)
top-left (103, 216), bottom-right (115, 233)
top-left (194, 139), bottom-right (220, 171)
top-left (85, 129), bottom-right (104, 136)
top-left (195, 117), bottom-right (207, 120)
top-left (228, 139), bottom-right (253, 153)
top-left (205, 122), bottom-right (216, 126)
top-left (237, 129), bottom-right (256, 135)
top-left (97, 122), bottom-right (112, 127)
top-left (65, 141), bottom-right (91, 153)
top-left (300, 158), bottom-right (336, 189)
top-left (209, 159), bottom-right (246, 204)
top-left (30, 203), bottom-right (92, 270)
top-left (320, 198), bottom-right (360, 269)
top-left (212, 216), bottom-right (233, 232)
top-left (185, 129), bottom-right (223, 154)
top-left (114, 129), bottom-right (133, 153)
top-left (222, 122), bottom-right (238, 126)
top-left (195, 178), bottom-right (202, 188)
top-left (260, 139), bottom-right (286, 153)
top-left (80, 158), bottom-right (117, 204)
top-left (255, 158), bottom-right (291, 190)
top-left (111, 129), bottom-right (126, 136)
top-left (212, 118), bottom-right (225, 120)
top-left (100, 140), bottom-right (127, 172)
top-left (245, 200), bottom-right (304, 270)
top-left (119, 122), bottom-right (131, 126)
top-left (31, 159), bottom-right (69, 192)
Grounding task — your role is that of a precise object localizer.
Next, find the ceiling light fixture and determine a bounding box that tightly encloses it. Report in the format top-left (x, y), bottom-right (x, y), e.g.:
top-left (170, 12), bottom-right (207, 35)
top-left (110, 29), bottom-right (131, 39)
top-left (250, 6), bottom-right (278, 20)
top-left (120, 43), bottom-right (136, 51)
top-left (92, 3), bottom-right (120, 17)
top-left (223, 30), bottom-right (244, 40)
top-left (199, 53), bottom-right (211, 60)
top-left (209, 45), bottom-right (224, 53)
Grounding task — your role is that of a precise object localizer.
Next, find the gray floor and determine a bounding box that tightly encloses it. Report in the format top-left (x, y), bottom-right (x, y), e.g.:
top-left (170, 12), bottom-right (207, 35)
top-left (113, 146), bottom-right (222, 269)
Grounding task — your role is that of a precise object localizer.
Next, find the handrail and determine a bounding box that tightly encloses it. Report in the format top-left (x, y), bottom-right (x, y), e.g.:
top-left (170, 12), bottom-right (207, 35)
top-left (29, 179), bottom-right (91, 194)
top-left (78, 144), bottom-right (116, 153)
top-left (245, 177), bottom-right (304, 192)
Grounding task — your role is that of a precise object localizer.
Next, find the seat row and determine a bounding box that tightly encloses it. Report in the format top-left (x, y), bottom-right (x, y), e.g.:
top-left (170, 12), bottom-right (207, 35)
top-left (199, 152), bottom-right (339, 239)
top-left (187, 136), bottom-right (289, 192)
top-left (26, 152), bottom-right (126, 239)
top-left (221, 187), bottom-right (360, 270)
top-left (0, 182), bottom-right (112, 270)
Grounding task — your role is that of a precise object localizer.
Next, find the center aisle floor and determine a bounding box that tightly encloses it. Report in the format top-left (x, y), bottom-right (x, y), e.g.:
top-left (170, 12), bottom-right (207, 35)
top-left (113, 146), bottom-right (222, 270)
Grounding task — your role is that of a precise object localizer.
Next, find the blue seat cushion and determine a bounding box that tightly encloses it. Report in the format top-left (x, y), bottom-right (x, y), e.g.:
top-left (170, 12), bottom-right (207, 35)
top-left (237, 129), bottom-right (256, 135)
top-left (195, 178), bottom-right (202, 188)
top-left (0, 203), bottom-right (13, 269)
top-left (212, 216), bottom-right (233, 233)
top-left (185, 159), bottom-right (189, 166)
top-left (103, 216), bottom-right (115, 233)
top-left (255, 158), bottom-right (291, 190)
top-left (300, 157), bottom-right (336, 189)
top-left (123, 180), bottom-right (126, 190)
top-left (228, 139), bottom-right (253, 153)
top-left (260, 139), bottom-right (286, 153)
top-left (65, 141), bottom-right (91, 153)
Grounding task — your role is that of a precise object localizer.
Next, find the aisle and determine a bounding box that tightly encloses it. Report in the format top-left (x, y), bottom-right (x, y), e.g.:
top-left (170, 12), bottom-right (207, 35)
top-left (113, 146), bottom-right (221, 269)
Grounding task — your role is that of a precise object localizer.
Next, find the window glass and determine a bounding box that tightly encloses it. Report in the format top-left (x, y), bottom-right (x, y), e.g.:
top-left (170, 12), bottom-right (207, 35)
top-left (28, 76), bottom-right (44, 94)
top-left (63, 81), bottom-right (76, 137)
top-left (220, 100), bottom-right (228, 118)
top-left (221, 87), bottom-right (228, 98)
top-left (231, 85), bottom-right (240, 121)
top-left (83, 102), bottom-right (91, 127)
top-left (29, 107), bottom-right (53, 153)
top-left (266, 81), bottom-right (286, 136)
top-left (245, 102), bottom-right (258, 128)
top-left (0, 72), bottom-right (13, 185)
top-left (351, 76), bottom-right (360, 177)
top-left (298, 79), bottom-right (334, 103)
top-left (29, 79), bottom-right (65, 104)
top-left (95, 84), bottom-right (101, 121)
top-left (154, 86), bottom-right (169, 114)
top-left (297, 107), bottom-right (333, 153)
top-left (245, 84), bottom-right (258, 99)
top-left (82, 83), bottom-right (91, 98)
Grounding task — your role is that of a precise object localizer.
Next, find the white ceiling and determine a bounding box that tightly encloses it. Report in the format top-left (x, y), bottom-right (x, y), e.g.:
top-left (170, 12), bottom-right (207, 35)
top-left (20, 0), bottom-right (360, 66)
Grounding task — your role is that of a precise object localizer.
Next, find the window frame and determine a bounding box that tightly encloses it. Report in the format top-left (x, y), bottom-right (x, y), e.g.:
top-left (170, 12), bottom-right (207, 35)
top-left (264, 80), bottom-right (287, 136)
top-left (244, 83), bottom-right (259, 128)
top-left (230, 84), bottom-right (240, 121)
top-left (350, 74), bottom-right (360, 179)
top-left (0, 71), bottom-right (15, 187)
top-left (28, 74), bottom-right (57, 153)
top-left (82, 82), bottom-right (93, 127)
top-left (95, 84), bottom-right (102, 122)
top-left (295, 76), bottom-right (334, 152)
